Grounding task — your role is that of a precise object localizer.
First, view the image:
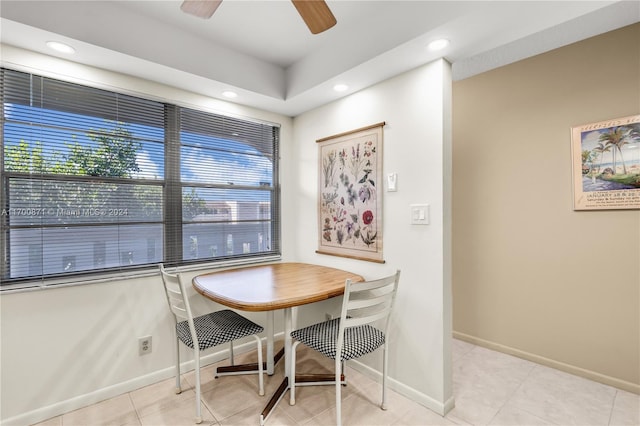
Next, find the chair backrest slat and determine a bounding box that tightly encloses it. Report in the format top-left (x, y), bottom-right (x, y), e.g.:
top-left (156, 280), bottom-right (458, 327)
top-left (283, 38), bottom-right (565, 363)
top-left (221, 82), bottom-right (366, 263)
top-left (338, 270), bottom-right (400, 346)
top-left (348, 278), bottom-right (396, 293)
top-left (160, 264), bottom-right (196, 327)
top-left (159, 264), bottom-right (202, 352)
top-left (344, 310), bottom-right (390, 328)
top-left (346, 293), bottom-right (392, 310)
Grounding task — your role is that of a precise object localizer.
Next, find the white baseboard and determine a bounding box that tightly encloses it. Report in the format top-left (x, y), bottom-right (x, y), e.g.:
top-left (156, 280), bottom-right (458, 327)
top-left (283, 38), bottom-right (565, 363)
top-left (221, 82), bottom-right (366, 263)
top-left (348, 359), bottom-right (454, 417)
top-left (453, 331), bottom-right (640, 395)
top-left (6, 334), bottom-right (455, 426)
top-left (2, 366), bottom-right (177, 426)
top-left (1, 339), bottom-right (263, 426)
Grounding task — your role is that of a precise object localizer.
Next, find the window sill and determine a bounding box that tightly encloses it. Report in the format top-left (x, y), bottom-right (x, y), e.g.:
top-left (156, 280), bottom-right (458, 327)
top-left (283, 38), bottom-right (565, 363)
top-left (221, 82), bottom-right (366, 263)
top-left (0, 255), bottom-right (282, 294)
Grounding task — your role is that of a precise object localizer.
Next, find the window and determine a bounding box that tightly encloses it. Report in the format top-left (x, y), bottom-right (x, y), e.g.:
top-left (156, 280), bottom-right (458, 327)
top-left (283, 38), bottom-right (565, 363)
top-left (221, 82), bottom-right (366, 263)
top-left (1, 68), bottom-right (280, 284)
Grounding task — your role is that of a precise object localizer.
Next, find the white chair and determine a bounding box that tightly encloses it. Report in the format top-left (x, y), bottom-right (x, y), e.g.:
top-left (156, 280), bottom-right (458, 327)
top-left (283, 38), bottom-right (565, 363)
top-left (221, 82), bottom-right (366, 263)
top-left (159, 264), bottom-right (264, 424)
top-left (289, 270), bottom-right (401, 426)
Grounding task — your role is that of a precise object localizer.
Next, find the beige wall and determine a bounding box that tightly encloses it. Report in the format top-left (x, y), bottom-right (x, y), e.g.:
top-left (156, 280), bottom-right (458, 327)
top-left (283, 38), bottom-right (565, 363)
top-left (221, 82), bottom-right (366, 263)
top-left (452, 23), bottom-right (640, 392)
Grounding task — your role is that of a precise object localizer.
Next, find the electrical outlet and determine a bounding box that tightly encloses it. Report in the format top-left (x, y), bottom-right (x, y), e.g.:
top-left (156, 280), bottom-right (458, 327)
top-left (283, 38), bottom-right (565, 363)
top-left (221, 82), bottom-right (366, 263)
top-left (139, 336), bottom-right (152, 355)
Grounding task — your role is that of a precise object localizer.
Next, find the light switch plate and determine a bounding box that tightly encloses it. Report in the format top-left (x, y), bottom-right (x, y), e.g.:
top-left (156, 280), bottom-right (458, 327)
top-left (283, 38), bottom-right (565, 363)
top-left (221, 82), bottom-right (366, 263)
top-left (410, 204), bottom-right (430, 225)
top-left (387, 173), bottom-right (397, 192)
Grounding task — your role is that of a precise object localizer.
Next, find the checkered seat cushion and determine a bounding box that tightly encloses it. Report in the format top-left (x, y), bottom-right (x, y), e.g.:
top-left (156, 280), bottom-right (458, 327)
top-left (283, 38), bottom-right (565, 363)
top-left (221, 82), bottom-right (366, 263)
top-left (176, 309), bottom-right (264, 351)
top-left (290, 318), bottom-right (385, 361)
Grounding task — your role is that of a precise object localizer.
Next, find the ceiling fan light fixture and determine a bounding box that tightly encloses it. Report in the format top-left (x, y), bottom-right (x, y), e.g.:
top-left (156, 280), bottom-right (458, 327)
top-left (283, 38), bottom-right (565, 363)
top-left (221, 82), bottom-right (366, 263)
top-left (427, 38), bottom-right (450, 51)
top-left (46, 41), bottom-right (75, 54)
top-left (291, 0), bottom-right (337, 34)
top-left (180, 0), bottom-right (336, 34)
top-left (181, 0), bottom-right (222, 19)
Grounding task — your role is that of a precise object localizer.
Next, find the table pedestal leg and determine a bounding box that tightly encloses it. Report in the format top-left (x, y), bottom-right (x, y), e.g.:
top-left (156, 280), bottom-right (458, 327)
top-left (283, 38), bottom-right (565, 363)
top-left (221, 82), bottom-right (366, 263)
top-left (259, 307), bottom-right (293, 425)
top-left (266, 310), bottom-right (274, 375)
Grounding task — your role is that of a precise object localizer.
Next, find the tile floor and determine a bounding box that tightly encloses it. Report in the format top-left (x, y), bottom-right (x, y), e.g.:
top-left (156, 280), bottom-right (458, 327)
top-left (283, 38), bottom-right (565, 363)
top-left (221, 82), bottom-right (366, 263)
top-left (33, 339), bottom-right (639, 425)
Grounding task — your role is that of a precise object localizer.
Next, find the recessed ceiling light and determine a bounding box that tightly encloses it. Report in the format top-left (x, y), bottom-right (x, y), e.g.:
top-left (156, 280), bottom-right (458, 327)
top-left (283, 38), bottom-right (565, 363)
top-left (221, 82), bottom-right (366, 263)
top-left (46, 41), bottom-right (76, 54)
top-left (427, 38), bottom-right (450, 51)
top-left (333, 84), bottom-right (349, 92)
top-left (222, 90), bottom-right (238, 98)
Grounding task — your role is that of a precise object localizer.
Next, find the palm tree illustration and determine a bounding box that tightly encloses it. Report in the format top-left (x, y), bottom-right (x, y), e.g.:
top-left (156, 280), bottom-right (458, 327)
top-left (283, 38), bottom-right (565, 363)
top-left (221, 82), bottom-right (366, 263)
top-left (592, 142), bottom-right (611, 174)
top-left (598, 127), bottom-right (629, 175)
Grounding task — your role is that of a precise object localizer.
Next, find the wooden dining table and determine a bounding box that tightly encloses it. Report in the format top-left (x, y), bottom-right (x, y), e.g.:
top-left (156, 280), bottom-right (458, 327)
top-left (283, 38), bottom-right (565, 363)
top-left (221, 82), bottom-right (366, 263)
top-left (192, 262), bottom-right (364, 425)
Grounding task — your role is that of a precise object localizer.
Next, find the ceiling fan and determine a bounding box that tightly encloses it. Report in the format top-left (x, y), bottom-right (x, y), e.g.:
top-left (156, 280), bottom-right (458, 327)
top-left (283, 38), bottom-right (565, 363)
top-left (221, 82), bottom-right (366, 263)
top-left (180, 0), bottom-right (337, 34)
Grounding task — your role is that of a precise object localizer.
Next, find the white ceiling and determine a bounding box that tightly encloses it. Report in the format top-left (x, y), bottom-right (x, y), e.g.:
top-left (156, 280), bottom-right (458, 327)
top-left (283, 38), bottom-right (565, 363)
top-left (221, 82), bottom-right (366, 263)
top-left (1, 1), bottom-right (638, 117)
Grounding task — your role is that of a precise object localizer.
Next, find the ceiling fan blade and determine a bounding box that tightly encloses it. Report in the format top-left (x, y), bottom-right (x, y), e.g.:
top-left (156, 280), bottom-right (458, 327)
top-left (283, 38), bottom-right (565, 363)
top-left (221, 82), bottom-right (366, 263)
top-left (291, 0), bottom-right (336, 34)
top-left (180, 0), bottom-right (222, 19)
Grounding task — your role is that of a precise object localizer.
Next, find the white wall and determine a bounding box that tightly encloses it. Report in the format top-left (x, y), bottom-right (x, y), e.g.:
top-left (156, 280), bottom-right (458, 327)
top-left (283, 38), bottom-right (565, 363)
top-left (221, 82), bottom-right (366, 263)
top-left (291, 59), bottom-right (453, 413)
top-left (0, 269), bottom-right (285, 425)
top-left (0, 45), bottom-right (294, 425)
top-left (0, 46), bottom-right (452, 424)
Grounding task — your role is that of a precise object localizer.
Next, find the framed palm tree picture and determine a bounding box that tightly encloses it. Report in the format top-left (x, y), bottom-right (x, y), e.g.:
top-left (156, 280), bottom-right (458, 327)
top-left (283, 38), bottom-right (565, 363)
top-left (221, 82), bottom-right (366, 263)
top-left (571, 114), bottom-right (640, 210)
top-left (316, 122), bottom-right (385, 262)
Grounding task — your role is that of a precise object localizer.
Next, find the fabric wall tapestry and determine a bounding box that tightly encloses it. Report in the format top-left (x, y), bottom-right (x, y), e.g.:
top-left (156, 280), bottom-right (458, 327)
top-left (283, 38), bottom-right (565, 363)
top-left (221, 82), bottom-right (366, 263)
top-left (316, 122), bottom-right (385, 263)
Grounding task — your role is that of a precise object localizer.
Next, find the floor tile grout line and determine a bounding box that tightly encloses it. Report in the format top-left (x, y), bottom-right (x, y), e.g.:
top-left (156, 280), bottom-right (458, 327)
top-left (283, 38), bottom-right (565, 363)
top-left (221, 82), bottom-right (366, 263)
top-left (460, 344), bottom-right (543, 426)
top-left (504, 361), bottom-right (538, 407)
top-left (486, 365), bottom-right (558, 426)
top-left (605, 389), bottom-right (618, 426)
top-left (125, 392), bottom-right (143, 426)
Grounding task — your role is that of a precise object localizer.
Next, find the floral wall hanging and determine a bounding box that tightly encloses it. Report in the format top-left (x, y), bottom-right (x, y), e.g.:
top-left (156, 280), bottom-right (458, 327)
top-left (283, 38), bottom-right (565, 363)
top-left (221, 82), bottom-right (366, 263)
top-left (316, 122), bottom-right (385, 262)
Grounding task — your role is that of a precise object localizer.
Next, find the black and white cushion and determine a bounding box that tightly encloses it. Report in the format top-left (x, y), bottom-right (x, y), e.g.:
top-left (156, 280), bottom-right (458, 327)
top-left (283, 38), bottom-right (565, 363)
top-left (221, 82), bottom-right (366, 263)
top-left (176, 309), bottom-right (264, 351)
top-left (290, 318), bottom-right (385, 361)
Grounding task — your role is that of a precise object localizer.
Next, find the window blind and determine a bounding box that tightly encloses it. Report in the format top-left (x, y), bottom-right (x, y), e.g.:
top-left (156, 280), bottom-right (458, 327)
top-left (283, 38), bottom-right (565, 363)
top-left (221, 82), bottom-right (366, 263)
top-left (1, 68), bottom-right (280, 284)
top-left (172, 107), bottom-right (280, 264)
